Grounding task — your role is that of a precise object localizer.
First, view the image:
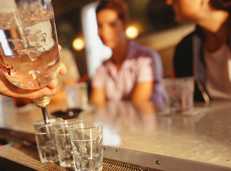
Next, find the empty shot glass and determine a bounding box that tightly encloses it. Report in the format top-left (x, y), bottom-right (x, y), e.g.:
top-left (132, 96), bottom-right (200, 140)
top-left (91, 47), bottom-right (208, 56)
top-left (54, 119), bottom-right (86, 168)
top-left (70, 123), bottom-right (103, 171)
top-left (54, 126), bottom-right (74, 168)
top-left (162, 77), bottom-right (194, 114)
top-left (65, 83), bottom-right (88, 110)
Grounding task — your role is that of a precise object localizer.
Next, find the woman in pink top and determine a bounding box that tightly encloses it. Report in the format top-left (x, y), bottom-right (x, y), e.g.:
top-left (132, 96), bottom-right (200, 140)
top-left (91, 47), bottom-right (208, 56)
top-left (91, 0), bottom-right (165, 105)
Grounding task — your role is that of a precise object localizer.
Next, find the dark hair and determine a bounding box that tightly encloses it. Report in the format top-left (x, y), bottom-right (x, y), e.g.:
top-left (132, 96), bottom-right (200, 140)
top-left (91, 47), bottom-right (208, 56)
top-left (210, 0), bottom-right (231, 13)
top-left (96, 0), bottom-right (128, 23)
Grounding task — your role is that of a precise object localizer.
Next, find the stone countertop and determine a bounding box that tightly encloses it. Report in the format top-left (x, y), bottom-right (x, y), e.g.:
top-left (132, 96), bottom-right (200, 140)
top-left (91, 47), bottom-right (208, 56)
top-left (0, 100), bottom-right (231, 170)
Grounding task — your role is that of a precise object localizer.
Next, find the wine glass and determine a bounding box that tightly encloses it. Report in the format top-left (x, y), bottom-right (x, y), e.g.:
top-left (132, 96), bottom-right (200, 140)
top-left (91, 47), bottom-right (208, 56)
top-left (0, 0), bottom-right (60, 123)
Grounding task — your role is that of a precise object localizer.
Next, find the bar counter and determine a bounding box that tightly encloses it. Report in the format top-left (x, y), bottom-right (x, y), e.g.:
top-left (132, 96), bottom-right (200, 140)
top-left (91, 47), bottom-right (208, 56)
top-left (0, 100), bottom-right (231, 171)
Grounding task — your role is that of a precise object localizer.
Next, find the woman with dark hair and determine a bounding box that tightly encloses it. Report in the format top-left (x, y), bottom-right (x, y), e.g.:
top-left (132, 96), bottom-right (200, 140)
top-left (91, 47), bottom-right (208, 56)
top-left (91, 0), bottom-right (165, 105)
top-left (165, 0), bottom-right (231, 102)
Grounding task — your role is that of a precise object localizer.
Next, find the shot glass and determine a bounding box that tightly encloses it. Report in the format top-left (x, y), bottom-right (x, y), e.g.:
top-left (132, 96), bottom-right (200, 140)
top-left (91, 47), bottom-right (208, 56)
top-left (34, 123), bottom-right (58, 163)
top-left (54, 126), bottom-right (74, 168)
top-left (34, 118), bottom-right (63, 163)
top-left (163, 77), bottom-right (194, 114)
top-left (54, 119), bottom-right (85, 168)
top-left (65, 83), bottom-right (88, 110)
top-left (70, 123), bottom-right (103, 171)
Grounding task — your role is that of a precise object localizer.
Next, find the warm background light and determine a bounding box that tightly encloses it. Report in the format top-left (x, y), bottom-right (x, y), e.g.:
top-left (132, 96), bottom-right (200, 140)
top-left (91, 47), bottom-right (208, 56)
top-left (126, 25), bottom-right (140, 39)
top-left (72, 37), bottom-right (85, 51)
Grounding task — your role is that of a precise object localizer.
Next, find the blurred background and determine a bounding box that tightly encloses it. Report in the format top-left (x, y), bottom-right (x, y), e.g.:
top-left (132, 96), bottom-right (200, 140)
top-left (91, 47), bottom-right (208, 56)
top-left (53, 0), bottom-right (195, 79)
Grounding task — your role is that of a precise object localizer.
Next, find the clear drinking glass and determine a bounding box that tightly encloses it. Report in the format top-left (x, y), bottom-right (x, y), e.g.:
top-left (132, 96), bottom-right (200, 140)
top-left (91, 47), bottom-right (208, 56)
top-left (70, 124), bottom-right (103, 171)
top-left (53, 119), bottom-right (85, 168)
top-left (163, 77), bottom-right (194, 114)
top-left (55, 126), bottom-right (74, 168)
top-left (34, 118), bottom-right (85, 166)
top-left (34, 123), bottom-right (58, 163)
top-left (0, 0), bottom-right (59, 90)
top-left (65, 83), bottom-right (88, 110)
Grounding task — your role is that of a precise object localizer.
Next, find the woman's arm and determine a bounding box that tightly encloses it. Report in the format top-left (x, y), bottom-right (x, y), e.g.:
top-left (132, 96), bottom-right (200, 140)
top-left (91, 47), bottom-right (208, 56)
top-left (131, 81), bottom-right (154, 103)
top-left (91, 87), bottom-right (106, 106)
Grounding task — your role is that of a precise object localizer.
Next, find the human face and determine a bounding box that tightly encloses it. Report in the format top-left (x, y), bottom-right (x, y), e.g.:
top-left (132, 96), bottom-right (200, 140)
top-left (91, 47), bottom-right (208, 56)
top-left (165, 0), bottom-right (208, 22)
top-left (97, 9), bottom-right (126, 49)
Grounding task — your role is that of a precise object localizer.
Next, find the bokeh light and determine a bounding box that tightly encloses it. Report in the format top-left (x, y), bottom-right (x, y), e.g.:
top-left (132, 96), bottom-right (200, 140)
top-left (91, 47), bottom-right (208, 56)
top-left (126, 25), bottom-right (140, 39)
top-left (72, 37), bottom-right (85, 51)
